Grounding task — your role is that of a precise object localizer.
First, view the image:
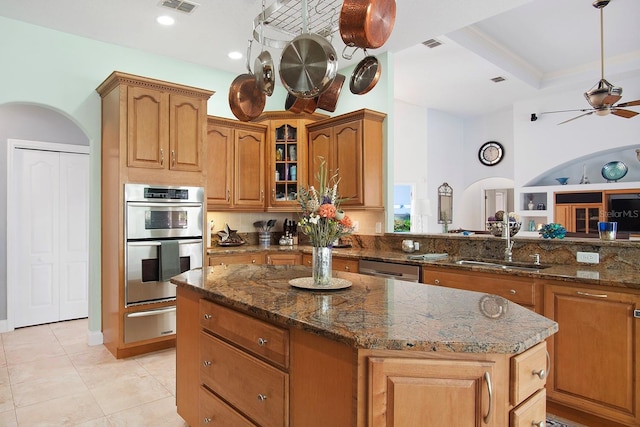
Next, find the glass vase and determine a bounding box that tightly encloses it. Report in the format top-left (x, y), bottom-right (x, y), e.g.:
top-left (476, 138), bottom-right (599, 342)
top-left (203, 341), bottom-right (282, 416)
top-left (312, 246), bottom-right (332, 286)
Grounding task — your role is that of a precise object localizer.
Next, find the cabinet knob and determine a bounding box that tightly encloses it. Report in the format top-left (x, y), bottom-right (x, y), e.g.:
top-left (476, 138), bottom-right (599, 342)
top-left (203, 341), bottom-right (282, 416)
top-left (510, 289), bottom-right (517, 295)
top-left (258, 337), bottom-right (268, 346)
top-left (345, 266), bottom-right (350, 271)
top-left (531, 421), bottom-right (545, 427)
top-left (252, 259), bottom-right (256, 264)
top-left (434, 279), bottom-right (440, 285)
top-left (203, 417), bottom-right (212, 424)
top-left (257, 394), bottom-right (268, 402)
top-left (203, 313), bottom-right (212, 320)
top-left (532, 368), bottom-right (546, 379)
top-left (202, 360), bottom-right (212, 367)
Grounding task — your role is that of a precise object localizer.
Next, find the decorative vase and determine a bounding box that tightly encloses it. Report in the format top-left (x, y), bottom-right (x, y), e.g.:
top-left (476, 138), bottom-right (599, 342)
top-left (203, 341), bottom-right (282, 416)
top-left (312, 246), bottom-right (332, 286)
top-left (528, 200), bottom-right (534, 210)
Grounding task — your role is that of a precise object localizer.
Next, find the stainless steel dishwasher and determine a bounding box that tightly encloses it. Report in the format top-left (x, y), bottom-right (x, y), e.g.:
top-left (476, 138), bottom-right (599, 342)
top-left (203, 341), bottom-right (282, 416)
top-left (358, 259), bottom-right (421, 282)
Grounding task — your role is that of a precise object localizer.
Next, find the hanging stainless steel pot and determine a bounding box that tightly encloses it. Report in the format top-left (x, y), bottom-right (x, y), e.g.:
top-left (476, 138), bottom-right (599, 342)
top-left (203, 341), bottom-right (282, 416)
top-left (229, 41), bottom-right (266, 121)
top-left (339, 0), bottom-right (396, 49)
top-left (349, 54), bottom-right (381, 95)
top-left (279, 33), bottom-right (338, 99)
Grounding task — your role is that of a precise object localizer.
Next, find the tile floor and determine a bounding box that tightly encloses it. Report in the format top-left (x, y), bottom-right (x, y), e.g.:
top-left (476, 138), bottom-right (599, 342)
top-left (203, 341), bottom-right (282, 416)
top-left (0, 318), bottom-right (187, 426)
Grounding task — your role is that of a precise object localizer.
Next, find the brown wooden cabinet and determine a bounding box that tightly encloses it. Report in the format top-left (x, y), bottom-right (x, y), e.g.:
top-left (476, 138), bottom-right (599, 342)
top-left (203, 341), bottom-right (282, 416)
top-left (543, 280), bottom-right (640, 426)
top-left (96, 72), bottom-right (212, 359)
top-left (368, 356), bottom-right (497, 426)
top-left (208, 252), bottom-right (264, 266)
top-left (301, 253), bottom-right (359, 273)
top-left (307, 109), bottom-right (385, 209)
top-left (254, 111), bottom-right (326, 212)
top-left (265, 253), bottom-right (301, 265)
top-left (206, 116), bottom-right (267, 211)
top-left (422, 266), bottom-right (540, 312)
top-left (554, 191), bottom-right (604, 234)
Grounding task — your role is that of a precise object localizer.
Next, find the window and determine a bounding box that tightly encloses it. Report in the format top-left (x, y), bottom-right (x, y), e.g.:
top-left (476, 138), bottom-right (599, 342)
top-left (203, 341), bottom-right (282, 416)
top-left (394, 184), bottom-right (413, 232)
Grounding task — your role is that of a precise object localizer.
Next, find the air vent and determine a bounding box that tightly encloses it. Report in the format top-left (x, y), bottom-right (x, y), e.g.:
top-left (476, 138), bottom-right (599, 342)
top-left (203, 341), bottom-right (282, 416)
top-left (160, 0), bottom-right (199, 13)
top-left (422, 39), bottom-right (442, 49)
top-left (491, 76), bottom-right (506, 83)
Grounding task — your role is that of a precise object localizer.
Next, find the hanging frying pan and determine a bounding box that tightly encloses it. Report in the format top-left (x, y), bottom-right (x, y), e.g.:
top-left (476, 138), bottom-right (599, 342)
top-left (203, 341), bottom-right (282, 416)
top-left (339, 0), bottom-right (396, 49)
top-left (229, 41), bottom-right (266, 122)
top-left (317, 73), bottom-right (345, 112)
top-left (254, 5), bottom-right (274, 96)
top-left (349, 53), bottom-right (381, 95)
top-left (279, 1), bottom-right (338, 98)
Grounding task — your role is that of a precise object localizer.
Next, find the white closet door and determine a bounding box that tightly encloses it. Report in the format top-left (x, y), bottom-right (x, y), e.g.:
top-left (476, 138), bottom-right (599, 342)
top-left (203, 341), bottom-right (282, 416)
top-left (58, 152), bottom-right (89, 320)
top-left (12, 148), bottom-right (89, 328)
top-left (14, 149), bottom-right (61, 327)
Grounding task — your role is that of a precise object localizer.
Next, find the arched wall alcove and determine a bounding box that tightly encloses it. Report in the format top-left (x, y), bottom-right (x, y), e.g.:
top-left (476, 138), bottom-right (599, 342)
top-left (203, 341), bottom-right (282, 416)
top-left (525, 144), bottom-right (640, 187)
top-left (0, 102), bottom-right (90, 325)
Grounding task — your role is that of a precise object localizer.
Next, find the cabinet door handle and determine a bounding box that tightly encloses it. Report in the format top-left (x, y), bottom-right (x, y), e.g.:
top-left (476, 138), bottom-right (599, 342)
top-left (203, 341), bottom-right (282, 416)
top-left (258, 337), bottom-right (268, 346)
top-left (510, 289), bottom-right (517, 294)
top-left (257, 394), bottom-right (268, 402)
top-left (203, 313), bottom-right (212, 320)
top-left (576, 291), bottom-right (608, 298)
top-left (227, 189), bottom-right (230, 202)
top-left (272, 189), bottom-right (276, 202)
top-left (171, 150), bottom-right (176, 167)
top-left (160, 148), bottom-right (164, 166)
top-left (261, 190), bottom-right (264, 201)
top-left (202, 360), bottom-right (212, 367)
top-left (203, 417), bottom-right (212, 424)
top-left (483, 371), bottom-right (493, 424)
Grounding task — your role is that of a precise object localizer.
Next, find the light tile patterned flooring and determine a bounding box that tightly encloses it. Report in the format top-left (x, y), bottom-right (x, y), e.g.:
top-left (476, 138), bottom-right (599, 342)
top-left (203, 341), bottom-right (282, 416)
top-left (0, 318), bottom-right (187, 426)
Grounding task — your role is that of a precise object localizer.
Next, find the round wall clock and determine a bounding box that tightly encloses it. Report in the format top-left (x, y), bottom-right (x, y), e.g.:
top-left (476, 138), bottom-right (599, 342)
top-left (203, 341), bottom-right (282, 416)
top-left (478, 141), bottom-right (504, 166)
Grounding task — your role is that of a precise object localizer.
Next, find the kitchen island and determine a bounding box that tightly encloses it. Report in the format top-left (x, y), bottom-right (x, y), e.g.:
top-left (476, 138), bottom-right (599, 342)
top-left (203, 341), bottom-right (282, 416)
top-left (173, 264), bottom-right (558, 426)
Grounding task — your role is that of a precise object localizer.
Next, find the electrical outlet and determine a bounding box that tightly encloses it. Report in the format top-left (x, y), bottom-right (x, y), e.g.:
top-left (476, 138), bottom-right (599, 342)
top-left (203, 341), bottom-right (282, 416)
top-left (352, 221), bottom-right (359, 232)
top-left (577, 251), bottom-right (599, 264)
top-left (375, 222), bottom-right (382, 233)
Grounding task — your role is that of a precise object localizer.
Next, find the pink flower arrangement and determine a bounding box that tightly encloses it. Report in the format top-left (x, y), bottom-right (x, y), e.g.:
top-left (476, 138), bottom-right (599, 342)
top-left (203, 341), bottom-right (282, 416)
top-left (297, 158), bottom-right (354, 247)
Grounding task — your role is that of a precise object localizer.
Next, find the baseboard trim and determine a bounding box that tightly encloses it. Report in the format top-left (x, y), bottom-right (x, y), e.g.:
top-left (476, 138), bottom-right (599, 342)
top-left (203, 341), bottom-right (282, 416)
top-left (87, 329), bottom-right (104, 346)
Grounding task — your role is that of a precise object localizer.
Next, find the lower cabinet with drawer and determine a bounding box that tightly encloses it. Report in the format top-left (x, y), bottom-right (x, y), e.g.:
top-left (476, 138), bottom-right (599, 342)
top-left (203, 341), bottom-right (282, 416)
top-left (302, 253), bottom-right (359, 273)
top-left (177, 286), bottom-right (550, 427)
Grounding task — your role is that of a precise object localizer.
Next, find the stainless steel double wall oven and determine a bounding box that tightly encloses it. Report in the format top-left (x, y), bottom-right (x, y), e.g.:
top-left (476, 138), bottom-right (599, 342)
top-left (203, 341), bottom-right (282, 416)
top-left (124, 184), bottom-right (204, 343)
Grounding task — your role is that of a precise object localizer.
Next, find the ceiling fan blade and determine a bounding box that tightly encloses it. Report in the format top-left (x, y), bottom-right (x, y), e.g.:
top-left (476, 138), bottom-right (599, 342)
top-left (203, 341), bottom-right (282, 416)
top-left (611, 108), bottom-right (639, 119)
top-left (617, 99), bottom-right (640, 108)
top-left (557, 111), bottom-right (595, 125)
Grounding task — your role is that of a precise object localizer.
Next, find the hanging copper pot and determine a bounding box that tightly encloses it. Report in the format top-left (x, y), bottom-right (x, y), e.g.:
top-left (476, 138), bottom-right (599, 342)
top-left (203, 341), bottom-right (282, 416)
top-left (339, 0), bottom-right (396, 49)
top-left (317, 73), bottom-right (345, 112)
top-left (285, 92), bottom-right (318, 114)
top-left (229, 41), bottom-right (266, 122)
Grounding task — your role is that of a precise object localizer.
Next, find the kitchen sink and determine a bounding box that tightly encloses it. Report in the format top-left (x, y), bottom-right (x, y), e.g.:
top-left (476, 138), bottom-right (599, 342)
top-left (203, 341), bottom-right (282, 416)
top-left (454, 259), bottom-right (551, 271)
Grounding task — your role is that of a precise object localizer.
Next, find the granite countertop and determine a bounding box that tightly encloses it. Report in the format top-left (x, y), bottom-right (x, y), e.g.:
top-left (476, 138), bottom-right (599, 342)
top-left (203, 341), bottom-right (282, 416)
top-left (172, 265), bottom-right (558, 355)
top-left (207, 245), bottom-right (640, 290)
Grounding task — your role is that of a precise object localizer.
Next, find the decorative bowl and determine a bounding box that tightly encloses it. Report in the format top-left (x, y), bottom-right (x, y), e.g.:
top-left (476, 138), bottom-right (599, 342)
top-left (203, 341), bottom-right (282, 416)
top-left (601, 161), bottom-right (628, 182)
top-left (555, 177), bottom-right (569, 185)
top-left (486, 221), bottom-right (521, 237)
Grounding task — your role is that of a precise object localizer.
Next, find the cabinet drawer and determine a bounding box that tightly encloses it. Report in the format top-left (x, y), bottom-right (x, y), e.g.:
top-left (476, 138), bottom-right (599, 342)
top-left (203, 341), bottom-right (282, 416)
top-left (510, 342), bottom-right (548, 406)
top-left (200, 333), bottom-right (288, 427)
top-left (423, 268), bottom-right (535, 307)
top-left (209, 253), bottom-right (264, 266)
top-left (302, 254), bottom-right (359, 273)
top-left (200, 299), bottom-right (289, 369)
top-left (510, 388), bottom-right (547, 427)
top-left (199, 385), bottom-right (256, 427)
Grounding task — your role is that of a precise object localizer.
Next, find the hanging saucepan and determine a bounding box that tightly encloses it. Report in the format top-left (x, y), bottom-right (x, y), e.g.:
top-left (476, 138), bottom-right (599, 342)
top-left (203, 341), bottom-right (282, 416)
top-left (350, 52), bottom-right (381, 95)
top-left (253, 7), bottom-right (274, 96)
top-left (285, 92), bottom-right (318, 114)
top-left (229, 40), bottom-right (266, 122)
top-left (317, 73), bottom-right (345, 112)
top-left (339, 0), bottom-right (397, 49)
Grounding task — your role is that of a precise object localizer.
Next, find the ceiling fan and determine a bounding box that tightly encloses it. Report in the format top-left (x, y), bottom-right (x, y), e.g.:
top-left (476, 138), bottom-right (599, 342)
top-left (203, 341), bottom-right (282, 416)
top-left (531, 0), bottom-right (639, 124)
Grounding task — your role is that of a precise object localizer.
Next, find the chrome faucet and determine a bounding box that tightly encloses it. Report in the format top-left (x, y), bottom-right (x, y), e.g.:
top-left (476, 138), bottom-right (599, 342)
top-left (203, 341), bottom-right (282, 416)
top-left (504, 217), bottom-right (513, 262)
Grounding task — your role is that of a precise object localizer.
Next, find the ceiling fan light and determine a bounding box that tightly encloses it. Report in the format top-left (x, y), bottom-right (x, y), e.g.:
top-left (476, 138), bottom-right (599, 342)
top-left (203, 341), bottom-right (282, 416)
top-left (595, 107), bottom-right (611, 116)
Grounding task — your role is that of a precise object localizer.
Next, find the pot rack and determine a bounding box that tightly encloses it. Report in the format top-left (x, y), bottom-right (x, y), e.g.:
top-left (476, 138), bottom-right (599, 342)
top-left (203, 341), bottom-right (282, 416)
top-left (252, 0), bottom-right (343, 49)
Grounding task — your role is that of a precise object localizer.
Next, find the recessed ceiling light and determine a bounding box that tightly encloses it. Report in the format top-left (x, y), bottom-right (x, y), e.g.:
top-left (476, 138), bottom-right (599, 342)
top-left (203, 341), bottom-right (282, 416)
top-left (157, 15), bottom-right (175, 26)
top-left (228, 51), bottom-right (243, 60)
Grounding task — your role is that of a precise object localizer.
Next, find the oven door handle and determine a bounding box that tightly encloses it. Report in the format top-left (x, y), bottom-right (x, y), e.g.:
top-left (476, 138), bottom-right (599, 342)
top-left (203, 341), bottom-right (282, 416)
top-left (127, 239), bottom-right (203, 246)
top-left (126, 307), bottom-right (177, 318)
top-left (126, 202), bottom-right (203, 208)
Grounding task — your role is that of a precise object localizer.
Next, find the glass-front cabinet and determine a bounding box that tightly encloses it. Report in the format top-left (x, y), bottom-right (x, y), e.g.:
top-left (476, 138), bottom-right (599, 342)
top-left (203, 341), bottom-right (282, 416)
top-left (274, 123), bottom-right (299, 206)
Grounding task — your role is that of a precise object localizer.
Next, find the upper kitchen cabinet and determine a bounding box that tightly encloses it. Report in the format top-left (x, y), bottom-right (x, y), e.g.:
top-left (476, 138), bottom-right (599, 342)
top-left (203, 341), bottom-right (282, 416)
top-left (307, 109), bottom-right (385, 209)
top-left (254, 111), bottom-right (327, 212)
top-left (206, 116), bottom-right (267, 211)
top-left (96, 71), bottom-right (213, 187)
